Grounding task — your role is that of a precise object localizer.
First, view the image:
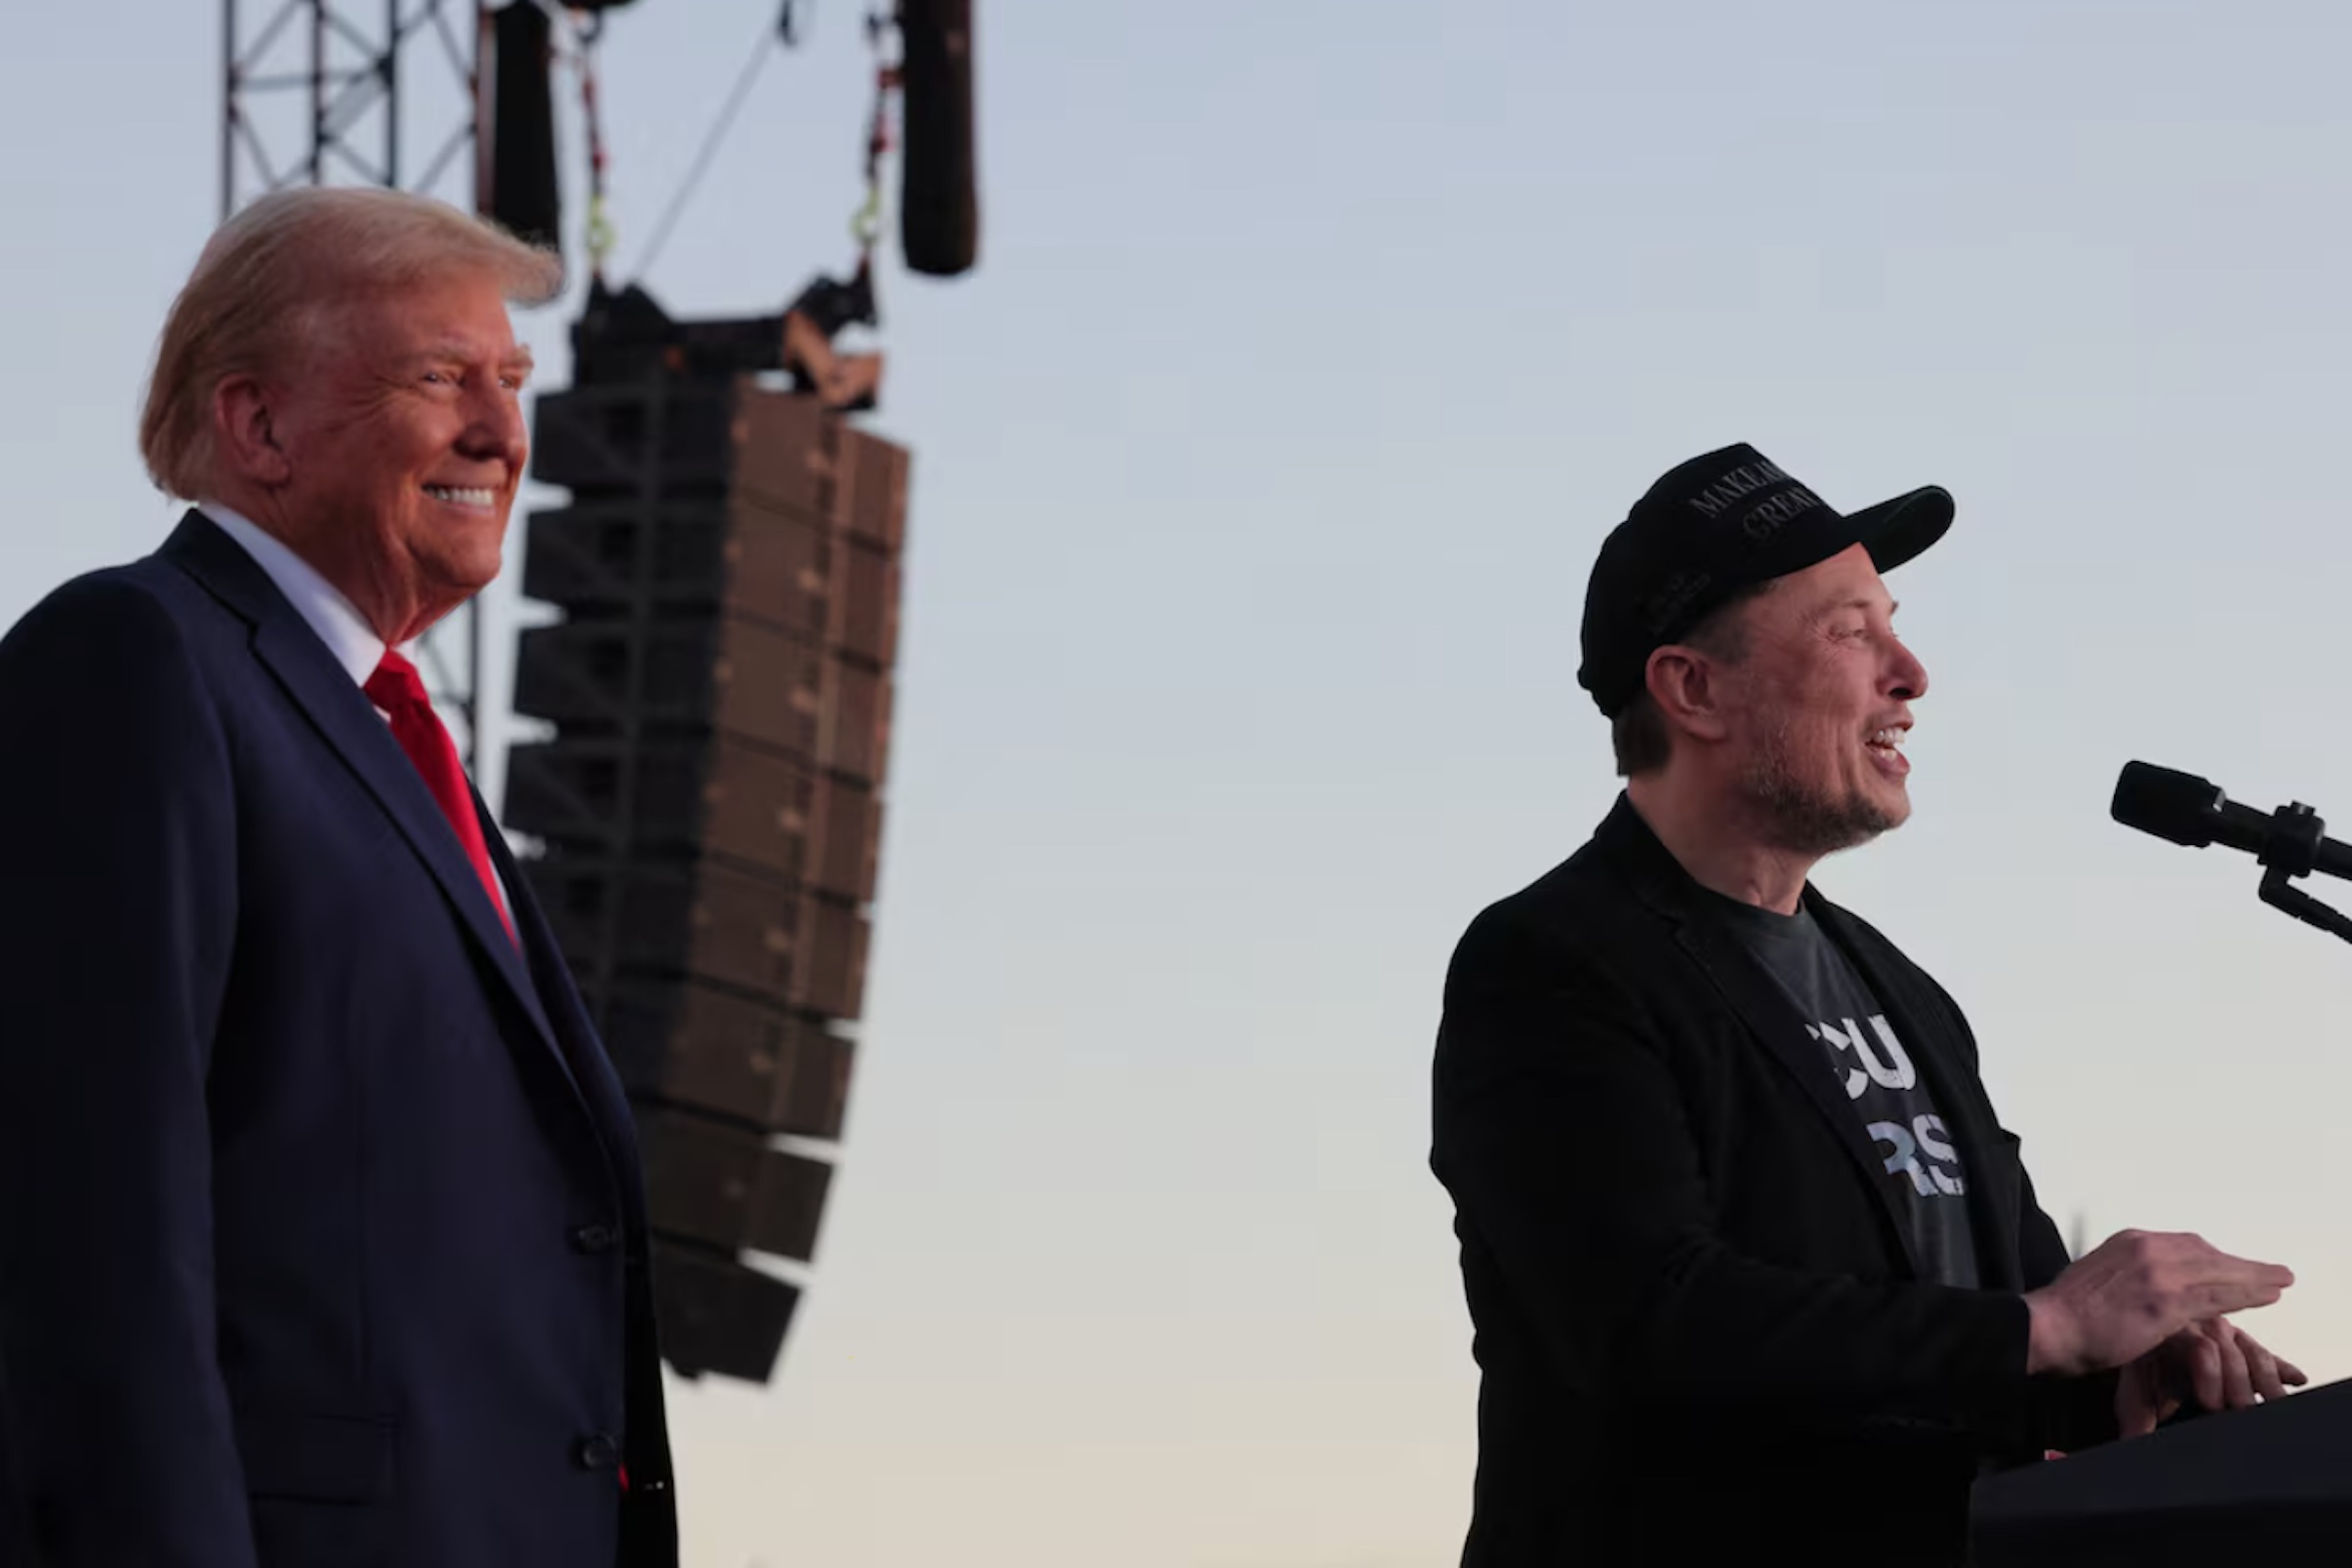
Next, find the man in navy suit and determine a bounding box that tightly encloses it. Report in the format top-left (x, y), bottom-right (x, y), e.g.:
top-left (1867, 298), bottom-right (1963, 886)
top-left (0, 186), bottom-right (676, 1566)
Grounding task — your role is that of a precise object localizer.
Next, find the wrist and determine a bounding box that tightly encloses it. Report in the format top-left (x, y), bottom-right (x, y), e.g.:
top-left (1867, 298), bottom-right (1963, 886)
top-left (2024, 1290), bottom-right (2075, 1377)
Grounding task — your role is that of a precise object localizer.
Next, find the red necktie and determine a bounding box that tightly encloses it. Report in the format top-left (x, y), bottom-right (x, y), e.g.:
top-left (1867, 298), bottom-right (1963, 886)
top-left (364, 651), bottom-right (516, 944)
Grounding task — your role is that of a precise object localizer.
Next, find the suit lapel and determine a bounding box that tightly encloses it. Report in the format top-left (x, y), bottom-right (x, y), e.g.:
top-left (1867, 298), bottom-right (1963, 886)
top-left (160, 513), bottom-right (587, 1115)
top-left (1666, 909), bottom-right (1923, 1274)
top-left (478, 817), bottom-right (646, 1199)
top-left (1595, 795), bottom-right (2032, 1290)
top-left (1812, 903), bottom-right (2026, 1292)
top-left (1596, 797), bottom-right (1918, 1273)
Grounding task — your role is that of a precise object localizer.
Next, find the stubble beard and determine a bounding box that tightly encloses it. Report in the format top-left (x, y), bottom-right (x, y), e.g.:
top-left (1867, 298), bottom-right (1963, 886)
top-left (1736, 714), bottom-right (1904, 860)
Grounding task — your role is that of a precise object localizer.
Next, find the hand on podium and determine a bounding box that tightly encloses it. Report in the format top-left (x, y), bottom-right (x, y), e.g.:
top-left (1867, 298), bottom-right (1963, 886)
top-left (2023, 1227), bottom-right (2306, 1435)
top-left (2113, 1318), bottom-right (2311, 1437)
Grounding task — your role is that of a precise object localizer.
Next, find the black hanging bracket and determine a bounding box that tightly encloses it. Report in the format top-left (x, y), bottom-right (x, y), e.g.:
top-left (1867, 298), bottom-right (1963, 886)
top-left (2254, 801), bottom-right (2352, 943)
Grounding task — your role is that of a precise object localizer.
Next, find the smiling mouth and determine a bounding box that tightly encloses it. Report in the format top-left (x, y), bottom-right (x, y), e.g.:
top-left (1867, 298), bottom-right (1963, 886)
top-left (423, 485), bottom-right (497, 507)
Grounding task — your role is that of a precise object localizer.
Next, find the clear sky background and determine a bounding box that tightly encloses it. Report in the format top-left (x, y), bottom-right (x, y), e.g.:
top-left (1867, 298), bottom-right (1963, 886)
top-left (7, 2), bottom-right (2352, 1564)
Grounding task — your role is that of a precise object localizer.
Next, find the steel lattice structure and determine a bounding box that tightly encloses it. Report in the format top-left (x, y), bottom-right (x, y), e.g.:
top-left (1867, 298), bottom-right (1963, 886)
top-left (221, 0), bottom-right (496, 760)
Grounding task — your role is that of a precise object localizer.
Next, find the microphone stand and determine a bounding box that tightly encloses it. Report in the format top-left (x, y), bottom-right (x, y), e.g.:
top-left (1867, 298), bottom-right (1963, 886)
top-left (2254, 802), bottom-right (2352, 944)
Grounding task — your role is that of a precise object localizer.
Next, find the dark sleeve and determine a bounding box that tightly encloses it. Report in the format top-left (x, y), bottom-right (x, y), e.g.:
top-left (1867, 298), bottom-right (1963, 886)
top-left (1431, 908), bottom-right (2061, 1446)
top-left (0, 580), bottom-right (257, 1566)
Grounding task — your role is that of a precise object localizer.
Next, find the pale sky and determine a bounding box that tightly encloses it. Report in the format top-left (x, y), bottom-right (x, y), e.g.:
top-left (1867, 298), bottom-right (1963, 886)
top-left (7, 3), bottom-right (2352, 1564)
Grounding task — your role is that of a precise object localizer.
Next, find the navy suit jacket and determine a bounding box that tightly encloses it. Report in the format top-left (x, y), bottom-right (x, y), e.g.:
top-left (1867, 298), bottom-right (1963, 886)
top-left (0, 513), bottom-right (678, 1567)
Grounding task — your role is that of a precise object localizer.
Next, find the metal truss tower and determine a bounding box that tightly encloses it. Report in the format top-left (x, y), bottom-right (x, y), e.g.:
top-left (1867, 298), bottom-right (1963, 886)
top-left (221, 0), bottom-right (496, 760)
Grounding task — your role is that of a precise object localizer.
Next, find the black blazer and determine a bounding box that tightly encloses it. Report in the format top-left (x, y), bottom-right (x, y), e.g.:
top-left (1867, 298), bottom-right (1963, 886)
top-left (1431, 796), bottom-right (2114, 1566)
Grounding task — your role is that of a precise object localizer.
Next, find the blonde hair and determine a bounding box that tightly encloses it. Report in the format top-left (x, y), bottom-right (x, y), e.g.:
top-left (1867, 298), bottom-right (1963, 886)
top-left (140, 186), bottom-right (564, 500)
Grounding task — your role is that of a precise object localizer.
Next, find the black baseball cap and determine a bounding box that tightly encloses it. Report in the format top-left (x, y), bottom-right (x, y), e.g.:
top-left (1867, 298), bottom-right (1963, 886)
top-left (1576, 443), bottom-right (1954, 717)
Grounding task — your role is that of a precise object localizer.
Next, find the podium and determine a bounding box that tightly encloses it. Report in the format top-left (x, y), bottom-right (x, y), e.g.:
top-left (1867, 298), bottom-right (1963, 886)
top-left (1969, 1379), bottom-right (2352, 1564)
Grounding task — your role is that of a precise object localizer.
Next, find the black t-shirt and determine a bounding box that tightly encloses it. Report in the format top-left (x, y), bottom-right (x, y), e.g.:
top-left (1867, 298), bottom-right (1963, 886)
top-left (1705, 893), bottom-right (1980, 1289)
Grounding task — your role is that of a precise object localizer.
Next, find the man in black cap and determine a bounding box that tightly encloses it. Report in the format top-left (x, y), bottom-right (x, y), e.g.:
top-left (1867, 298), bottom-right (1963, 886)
top-left (1429, 445), bottom-right (2305, 1565)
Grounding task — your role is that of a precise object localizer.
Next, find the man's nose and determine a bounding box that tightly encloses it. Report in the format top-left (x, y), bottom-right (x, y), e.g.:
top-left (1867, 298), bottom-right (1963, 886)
top-left (461, 387), bottom-right (528, 469)
top-left (1888, 639), bottom-right (1929, 702)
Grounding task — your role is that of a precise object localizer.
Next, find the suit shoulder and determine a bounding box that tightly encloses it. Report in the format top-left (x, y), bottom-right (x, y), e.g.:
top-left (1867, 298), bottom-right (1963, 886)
top-left (1445, 840), bottom-right (1643, 995)
top-left (0, 561), bottom-right (229, 719)
top-left (2, 557), bottom-right (214, 650)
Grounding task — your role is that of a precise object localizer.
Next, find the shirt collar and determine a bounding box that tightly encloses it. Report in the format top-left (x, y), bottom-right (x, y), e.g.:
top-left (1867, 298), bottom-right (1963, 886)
top-left (195, 500), bottom-right (396, 688)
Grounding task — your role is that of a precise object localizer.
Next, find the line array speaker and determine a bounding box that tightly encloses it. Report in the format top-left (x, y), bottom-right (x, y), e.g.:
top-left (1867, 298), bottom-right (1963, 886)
top-left (510, 371), bottom-right (909, 1384)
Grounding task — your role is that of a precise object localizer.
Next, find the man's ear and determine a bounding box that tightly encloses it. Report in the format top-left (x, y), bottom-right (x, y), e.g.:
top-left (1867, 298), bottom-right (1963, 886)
top-left (213, 375), bottom-right (292, 488)
top-left (1645, 644), bottom-right (1734, 744)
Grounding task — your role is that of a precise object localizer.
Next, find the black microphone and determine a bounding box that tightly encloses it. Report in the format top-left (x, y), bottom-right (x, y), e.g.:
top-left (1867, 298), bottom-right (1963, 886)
top-left (2111, 762), bottom-right (2352, 881)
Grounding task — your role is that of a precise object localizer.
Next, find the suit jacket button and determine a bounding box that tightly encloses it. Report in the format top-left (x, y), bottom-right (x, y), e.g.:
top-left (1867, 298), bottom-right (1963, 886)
top-left (577, 1433), bottom-right (621, 1470)
top-left (572, 1223), bottom-right (617, 1254)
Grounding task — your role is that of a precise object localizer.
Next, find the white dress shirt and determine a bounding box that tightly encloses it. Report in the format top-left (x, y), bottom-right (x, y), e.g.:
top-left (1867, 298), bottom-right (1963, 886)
top-left (195, 500), bottom-right (514, 920)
